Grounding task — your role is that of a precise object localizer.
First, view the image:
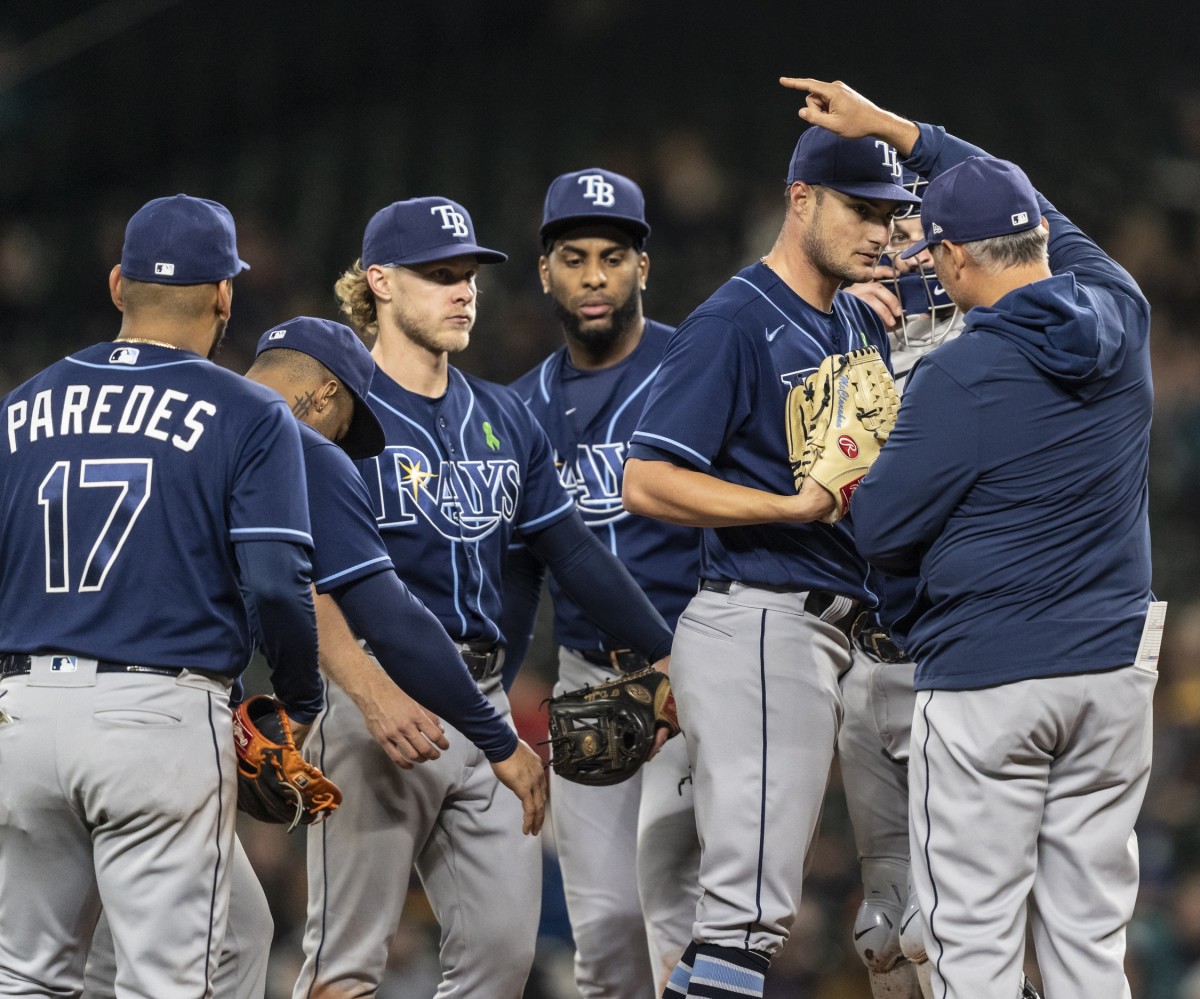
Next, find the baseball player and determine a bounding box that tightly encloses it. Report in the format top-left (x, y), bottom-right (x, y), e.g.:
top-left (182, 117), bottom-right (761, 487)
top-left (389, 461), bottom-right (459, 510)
top-left (503, 168), bottom-right (702, 996)
top-left (294, 196), bottom-right (676, 998)
top-left (790, 78), bottom-right (1156, 999)
top-left (622, 133), bottom-right (919, 998)
top-left (0, 194), bottom-right (321, 999)
top-left (82, 315), bottom-right (547, 999)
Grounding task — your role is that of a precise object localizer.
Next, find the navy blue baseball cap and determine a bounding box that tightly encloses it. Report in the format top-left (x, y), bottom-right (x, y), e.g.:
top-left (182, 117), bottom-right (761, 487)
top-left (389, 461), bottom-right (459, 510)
top-left (540, 168), bottom-right (651, 250)
top-left (787, 129), bottom-right (922, 206)
top-left (362, 197), bottom-right (507, 268)
top-left (255, 316), bottom-right (386, 459)
top-left (900, 156), bottom-right (1040, 259)
top-left (121, 194), bottom-right (249, 285)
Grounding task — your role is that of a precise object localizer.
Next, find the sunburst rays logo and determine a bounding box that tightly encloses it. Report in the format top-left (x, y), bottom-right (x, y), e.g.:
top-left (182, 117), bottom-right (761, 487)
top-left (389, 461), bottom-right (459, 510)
top-left (397, 455), bottom-right (438, 502)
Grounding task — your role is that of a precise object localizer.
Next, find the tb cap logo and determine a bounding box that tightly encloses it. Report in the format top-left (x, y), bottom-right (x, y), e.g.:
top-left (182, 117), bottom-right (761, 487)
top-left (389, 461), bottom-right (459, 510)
top-left (430, 204), bottom-right (469, 238)
top-left (577, 174), bottom-right (616, 207)
top-left (874, 140), bottom-right (903, 180)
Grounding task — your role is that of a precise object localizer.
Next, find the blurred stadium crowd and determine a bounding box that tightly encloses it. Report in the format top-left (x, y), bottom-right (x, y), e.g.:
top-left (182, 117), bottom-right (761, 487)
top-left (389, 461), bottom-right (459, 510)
top-left (4, 3), bottom-right (1200, 996)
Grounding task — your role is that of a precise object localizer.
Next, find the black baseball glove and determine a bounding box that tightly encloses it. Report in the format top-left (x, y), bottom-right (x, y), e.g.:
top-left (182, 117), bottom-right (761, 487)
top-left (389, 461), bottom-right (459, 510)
top-left (544, 667), bottom-right (680, 786)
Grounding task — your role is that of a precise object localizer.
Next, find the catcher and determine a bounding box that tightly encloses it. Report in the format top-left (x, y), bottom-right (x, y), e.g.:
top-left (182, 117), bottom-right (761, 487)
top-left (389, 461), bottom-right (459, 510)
top-left (545, 665), bottom-right (680, 786)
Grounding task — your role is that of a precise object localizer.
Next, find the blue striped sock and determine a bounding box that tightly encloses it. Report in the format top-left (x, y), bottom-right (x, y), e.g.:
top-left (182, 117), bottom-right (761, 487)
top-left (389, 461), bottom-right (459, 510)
top-left (686, 945), bottom-right (767, 998)
top-left (662, 942), bottom-right (698, 997)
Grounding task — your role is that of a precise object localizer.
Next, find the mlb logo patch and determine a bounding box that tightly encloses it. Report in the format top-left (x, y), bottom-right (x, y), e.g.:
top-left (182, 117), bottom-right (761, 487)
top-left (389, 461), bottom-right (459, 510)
top-left (51, 656), bottom-right (78, 673)
top-left (154, 261), bottom-right (175, 276)
top-left (1011, 211), bottom-right (1029, 226)
top-left (109, 347), bottom-right (139, 365)
top-left (268, 329), bottom-right (287, 340)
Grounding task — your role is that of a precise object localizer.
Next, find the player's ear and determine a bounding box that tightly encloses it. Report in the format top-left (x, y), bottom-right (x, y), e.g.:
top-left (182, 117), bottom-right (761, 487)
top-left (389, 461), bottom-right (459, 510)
top-left (215, 279), bottom-right (233, 321)
top-left (109, 265), bottom-right (125, 311)
top-left (318, 378), bottom-right (339, 410)
top-left (365, 264), bottom-right (392, 302)
top-left (638, 252), bottom-right (650, 291)
top-left (788, 181), bottom-right (814, 218)
top-left (538, 255), bottom-right (551, 294)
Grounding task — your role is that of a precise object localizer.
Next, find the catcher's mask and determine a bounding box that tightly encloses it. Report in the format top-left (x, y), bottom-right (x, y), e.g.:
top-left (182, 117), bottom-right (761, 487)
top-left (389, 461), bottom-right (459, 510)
top-left (881, 168), bottom-right (960, 350)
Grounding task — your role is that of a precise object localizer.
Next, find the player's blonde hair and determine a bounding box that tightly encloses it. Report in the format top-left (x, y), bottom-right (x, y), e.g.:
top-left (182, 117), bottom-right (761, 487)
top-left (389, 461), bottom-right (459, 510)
top-left (333, 260), bottom-right (378, 348)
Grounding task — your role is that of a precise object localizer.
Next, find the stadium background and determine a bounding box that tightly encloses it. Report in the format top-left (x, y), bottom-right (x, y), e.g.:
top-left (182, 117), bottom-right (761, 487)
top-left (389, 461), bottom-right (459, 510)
top-left (4, 2), bottom-right (1200, 995)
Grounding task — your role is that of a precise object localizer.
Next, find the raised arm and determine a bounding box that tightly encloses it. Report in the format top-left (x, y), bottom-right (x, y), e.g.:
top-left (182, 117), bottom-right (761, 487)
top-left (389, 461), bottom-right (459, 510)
top-left (779, 77), bottom-right (920, 156)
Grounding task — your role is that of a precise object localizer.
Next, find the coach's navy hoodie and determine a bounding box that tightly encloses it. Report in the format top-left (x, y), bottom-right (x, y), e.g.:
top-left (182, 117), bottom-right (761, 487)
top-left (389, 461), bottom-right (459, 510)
top-left (853, 124), bottom-right (1153, 690)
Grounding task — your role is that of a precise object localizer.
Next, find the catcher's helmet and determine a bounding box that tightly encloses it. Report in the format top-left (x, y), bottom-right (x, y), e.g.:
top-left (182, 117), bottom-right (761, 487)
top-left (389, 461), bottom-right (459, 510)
top-left (880, 168), bottom-right (960, 350)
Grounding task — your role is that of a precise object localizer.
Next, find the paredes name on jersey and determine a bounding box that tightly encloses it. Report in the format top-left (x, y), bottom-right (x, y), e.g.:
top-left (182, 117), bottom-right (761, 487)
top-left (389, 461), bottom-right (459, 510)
top-left (7, 382), bottom-right (217, 454)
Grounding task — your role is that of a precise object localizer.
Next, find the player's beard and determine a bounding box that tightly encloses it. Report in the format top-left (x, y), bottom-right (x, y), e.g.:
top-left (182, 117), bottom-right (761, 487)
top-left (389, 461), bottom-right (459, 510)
top-left (803, 200), bottom-right (878, 285)
top-left (390, 298), bottom-right (473, 355)
top-left (206, 318), bottom-right (228, 361)
top-left (802, 224), bottom-right (873, 286)
top-left (552, 289), bottom-right (640, 354)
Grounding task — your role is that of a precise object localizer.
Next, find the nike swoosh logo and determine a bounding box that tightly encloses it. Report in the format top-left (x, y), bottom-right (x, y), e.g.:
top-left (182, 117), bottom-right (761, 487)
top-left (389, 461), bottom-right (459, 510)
top-left (933, 285), bottom-right (946, 296)
top-left (854, 913), bottom-right (894, 940)
top-left (766, 324), bottom-right (784, 342)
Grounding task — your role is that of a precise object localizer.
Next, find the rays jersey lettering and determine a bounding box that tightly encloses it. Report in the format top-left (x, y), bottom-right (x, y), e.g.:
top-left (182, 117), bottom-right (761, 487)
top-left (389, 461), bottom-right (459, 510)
top-left (556, 441), bottom-right (628, 526)
top-left (375, 444), bottom-right (521, 541)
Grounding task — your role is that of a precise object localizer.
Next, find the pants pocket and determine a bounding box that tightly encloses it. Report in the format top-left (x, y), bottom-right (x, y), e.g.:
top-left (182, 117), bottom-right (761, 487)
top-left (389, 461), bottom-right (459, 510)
top-left (677, 612), bottom-right (735, 643)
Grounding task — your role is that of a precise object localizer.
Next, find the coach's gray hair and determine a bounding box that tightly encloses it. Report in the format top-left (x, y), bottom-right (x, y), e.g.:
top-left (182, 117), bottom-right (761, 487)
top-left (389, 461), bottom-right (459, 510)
top-left (333, 260), bottom-right (378, 348)
top-left (959, 225), bottom-right (1048, 272)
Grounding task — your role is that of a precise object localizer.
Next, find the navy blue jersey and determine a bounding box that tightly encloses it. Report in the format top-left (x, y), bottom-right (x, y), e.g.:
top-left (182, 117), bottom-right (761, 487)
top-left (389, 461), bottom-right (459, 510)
top-left (511, 319), bottom-right (700, 647)
top-left (357, 364), bottom-right (575, 645)
top-left (299, 422), bottom-right (395, 593)
top-left (0, 341), bottom-right (312, 675)
top-left (628, 262), bottom-right (889, 601)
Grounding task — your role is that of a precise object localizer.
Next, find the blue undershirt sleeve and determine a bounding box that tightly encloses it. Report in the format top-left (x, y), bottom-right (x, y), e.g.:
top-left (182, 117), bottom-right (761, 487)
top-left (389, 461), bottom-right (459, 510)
top-left (332, 570), bottom-right (518, 763)
top-left (524, 512), bottom-right (674, 663)
top-left (235, 540), bottom-right (322, 723)
top-left (498, 543), bottom-right (547, 690)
